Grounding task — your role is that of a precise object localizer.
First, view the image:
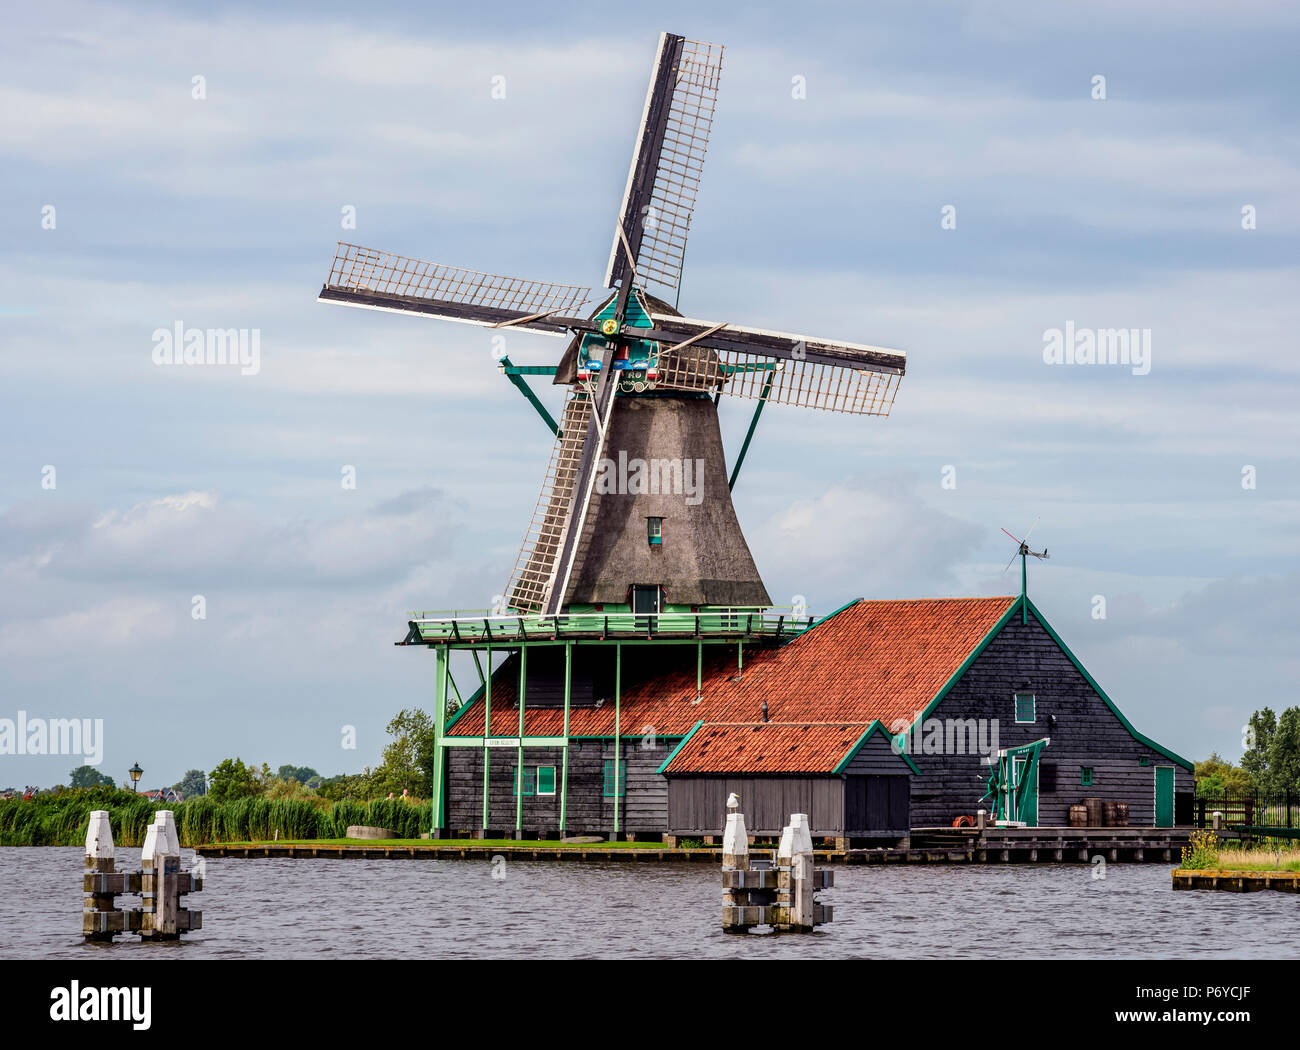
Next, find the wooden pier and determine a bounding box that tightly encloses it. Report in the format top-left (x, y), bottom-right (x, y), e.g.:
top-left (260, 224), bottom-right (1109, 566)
top-left (1172, 869), bottom-right (1300, 893)
top-left (196, 826), bottom-right (1192, 864)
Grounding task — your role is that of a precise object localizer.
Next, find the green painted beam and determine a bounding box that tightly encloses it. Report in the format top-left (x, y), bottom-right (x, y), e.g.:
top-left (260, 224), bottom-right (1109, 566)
top-left (482, 643), bottom-right (492, 831)
top-left (560, 643), bottom-right (572, 833)
top-left (432, 647), bottom-right (448, 833)
top-left (498, 356), bottom-right (560, 436)
top-left (613, 643), bottom-right (622, 837)
top-left (727, 372), bottom-right (774, 491)
top-left (501, 364), bottom-right (558, 375)
top-left (516, 645), bottom-right (527, 834)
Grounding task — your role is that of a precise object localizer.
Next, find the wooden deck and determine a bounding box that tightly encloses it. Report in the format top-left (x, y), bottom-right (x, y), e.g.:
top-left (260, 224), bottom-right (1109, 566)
top-left (196, 827), bottom-right (1194, 864)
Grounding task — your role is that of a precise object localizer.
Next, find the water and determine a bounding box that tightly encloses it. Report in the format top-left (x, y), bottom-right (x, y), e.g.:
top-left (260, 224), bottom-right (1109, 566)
top-left (2, 847), bottom-right (1296, 959)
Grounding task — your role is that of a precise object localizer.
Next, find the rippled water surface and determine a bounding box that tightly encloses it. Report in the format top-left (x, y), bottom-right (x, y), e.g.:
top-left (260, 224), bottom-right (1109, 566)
top-left (2, 847), bottom-right (1296, 959)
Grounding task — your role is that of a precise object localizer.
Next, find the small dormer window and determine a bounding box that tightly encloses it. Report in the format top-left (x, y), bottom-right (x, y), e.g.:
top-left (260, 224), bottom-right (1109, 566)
top-left (647, 517), bottom-right (663, 546)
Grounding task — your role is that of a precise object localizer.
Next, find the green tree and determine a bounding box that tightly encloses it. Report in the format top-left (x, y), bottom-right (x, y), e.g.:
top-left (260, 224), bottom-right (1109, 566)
top-left (69, 765), bottom-right (115, 789)
top-left (277, 764), bottom-right (320, 786)
top-left (172, 769), bottom-right (208, 797)
top-left (208, 758), bottom-right (260, 803)
top-left (1194, 752), bottom-right (1252, 798)
top-left (1241, 707), bottom-right (1276, 791)
top-left (1270, 707), bottom-right (1300, 794)
top-left (377, 708), bottom-right (436, 797)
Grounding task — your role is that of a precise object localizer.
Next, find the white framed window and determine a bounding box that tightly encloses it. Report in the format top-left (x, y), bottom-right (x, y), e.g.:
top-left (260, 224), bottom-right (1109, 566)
top-left (1014, 691), bottom-right (1036, 724)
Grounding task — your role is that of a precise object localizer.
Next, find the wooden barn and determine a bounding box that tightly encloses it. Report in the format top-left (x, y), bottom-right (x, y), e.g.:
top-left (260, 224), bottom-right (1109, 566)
top-left (430, 594), bottom-right (1193, 842)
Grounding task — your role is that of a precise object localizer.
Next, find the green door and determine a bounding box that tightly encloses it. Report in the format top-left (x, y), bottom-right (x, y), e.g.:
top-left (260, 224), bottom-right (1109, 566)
top-left (1154, 766), bottom-right (1174, 828)
top-left (1013, 755), bottom-right (1039, 826)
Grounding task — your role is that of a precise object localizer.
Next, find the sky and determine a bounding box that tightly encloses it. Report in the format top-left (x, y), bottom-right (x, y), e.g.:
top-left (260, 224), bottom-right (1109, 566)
top-left (2, 0), bottom-right (1298, 790)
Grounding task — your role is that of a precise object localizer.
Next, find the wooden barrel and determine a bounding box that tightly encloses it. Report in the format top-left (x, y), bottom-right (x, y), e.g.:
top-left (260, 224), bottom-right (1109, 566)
top-left (1103, 802), bottom-right (1120, 827)
top-left (1083, 798), bottom-right (1104, 827)
top-left (1068, 804), bottom-right (1088, 828)
top-left (1111, 801), bottom-right (1129, 827)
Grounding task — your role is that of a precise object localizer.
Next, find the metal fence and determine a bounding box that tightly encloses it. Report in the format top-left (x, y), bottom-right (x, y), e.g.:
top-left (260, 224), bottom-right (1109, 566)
top-left (1194, 790), bottom-right (1298, 829)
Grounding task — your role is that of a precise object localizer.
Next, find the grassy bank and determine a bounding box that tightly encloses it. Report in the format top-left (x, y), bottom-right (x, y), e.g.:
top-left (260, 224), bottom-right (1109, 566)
top-left (0, 789), bottom-right (431, 847)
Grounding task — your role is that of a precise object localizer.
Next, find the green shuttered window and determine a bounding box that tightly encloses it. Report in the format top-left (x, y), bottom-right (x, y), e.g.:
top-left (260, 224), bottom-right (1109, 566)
top-left (603, 760), bottom-right (626, 797)
top-left (1014, 692), bottom-right (1036, 723)
top-left (1081, 766), bottom-right (1094, 787)
top-left (514, 765), bottom-right (557, 797)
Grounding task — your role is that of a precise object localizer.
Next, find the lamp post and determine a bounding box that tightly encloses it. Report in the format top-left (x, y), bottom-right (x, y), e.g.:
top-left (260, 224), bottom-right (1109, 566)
top-left (128, 762), bottom-right (143, 793)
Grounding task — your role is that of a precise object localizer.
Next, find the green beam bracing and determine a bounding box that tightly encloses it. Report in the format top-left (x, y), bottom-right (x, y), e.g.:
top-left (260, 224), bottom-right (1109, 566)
top-left (516, 646), bottom-right (526, 834)
top-left (447, 668), bottom-right (463, 709)
top-left (482, 644), bottom-right (492, 831)
top-left (471, 649), bottom-right (485, 686)
top-left (727, 373), bottom-right (774, 491)
top-left (613, 644), bottom-right (621, 837)
top-left (499, 356), bottom-right (560, 436)
top-left (432, 647), bottom-right (448, 833)
top-left (560, 643), bottom-right (572, 833)
top-left (502, 364), bottom-right (558, 375)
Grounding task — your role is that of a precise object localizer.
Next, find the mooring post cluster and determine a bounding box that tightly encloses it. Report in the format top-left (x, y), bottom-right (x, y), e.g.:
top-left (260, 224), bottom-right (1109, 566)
top-left (721, 795), bottom-right (833, 933)
top-left (82, 809), bottom-right (203, 942)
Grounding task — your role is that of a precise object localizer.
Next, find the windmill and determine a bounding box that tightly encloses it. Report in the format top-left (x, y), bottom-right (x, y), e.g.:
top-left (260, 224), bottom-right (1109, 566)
top-left (318, 32), bottom-right (907, 617)
top-left (1001, 518), bottom-right (1049, 622)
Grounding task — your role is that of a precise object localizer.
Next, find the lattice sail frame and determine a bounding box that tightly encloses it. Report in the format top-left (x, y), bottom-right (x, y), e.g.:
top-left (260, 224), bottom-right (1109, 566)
top-left (634, 38), bottom-right (724, 293)
top-left (656, 346), bottom-right (902, 416)
top-left (325, 242), bottom-right (592, 329)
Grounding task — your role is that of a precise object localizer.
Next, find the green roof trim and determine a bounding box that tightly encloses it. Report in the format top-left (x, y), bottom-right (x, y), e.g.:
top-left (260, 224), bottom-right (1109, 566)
top-left (907, 595), bottom-right (1191, 773)
top-left (444, 678), bottom-right (487, 732)
top-left (833, 719), bottom-right (921, 776)
top-left (657, 720), bottom-right (705, 774)
top-left (912, 596), bottom-right (1022, 729)
top-left (808, 597), bottom-right (862, 630)
top-left (1024, 597), bottom-right (1193, 771)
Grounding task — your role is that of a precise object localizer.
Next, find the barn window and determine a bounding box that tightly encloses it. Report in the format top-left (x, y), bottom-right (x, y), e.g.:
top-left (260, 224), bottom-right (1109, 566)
top-left (536, 766), bottom-right (557, 796)
top-left (1014, 692), bottom-right (1036, 723)
top-left (647, 517), bottom-right (663, 546)
top-left (1138, 756), bottom-right (1150, 767)
top-left (1081, 766), bottom-right (1094, 787)
top-left (603, 760), bottom-right (626, 797)
top-left (513, 765), bottom-right (536, 797)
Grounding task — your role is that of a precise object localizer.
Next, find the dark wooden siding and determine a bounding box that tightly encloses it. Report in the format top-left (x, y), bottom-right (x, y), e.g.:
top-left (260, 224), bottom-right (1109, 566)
top-left (445, 738), bottom-right (674, 834)
top-left (909, 610), bottom-right (1195, 827)
top-left (843, 775), bottom-right (910, 835)
top-left (842, 730), bottom-right (915, 775)
top-left (667, 777), bottom-right (844, 835)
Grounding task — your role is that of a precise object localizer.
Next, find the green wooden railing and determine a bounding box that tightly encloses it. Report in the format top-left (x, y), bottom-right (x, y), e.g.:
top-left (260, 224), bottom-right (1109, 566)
top-left (404, 606), bottom-right (813, 645)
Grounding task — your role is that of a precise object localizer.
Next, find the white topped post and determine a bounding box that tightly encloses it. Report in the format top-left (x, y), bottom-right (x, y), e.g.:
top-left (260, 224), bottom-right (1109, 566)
top-left (85, 810), bottom-right (114, 864)
top-left (722, 793), bottom-right (749, 870)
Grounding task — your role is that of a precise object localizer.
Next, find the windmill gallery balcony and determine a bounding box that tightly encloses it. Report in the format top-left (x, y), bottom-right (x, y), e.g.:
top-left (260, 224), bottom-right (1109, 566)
top-left (399, 606), bottom-right (813, 648)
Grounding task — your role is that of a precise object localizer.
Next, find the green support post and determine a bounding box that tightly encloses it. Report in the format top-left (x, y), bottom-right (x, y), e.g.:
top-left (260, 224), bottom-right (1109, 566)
top-left (697, 640), bottom-right (703, 700)
top-left (560, 643), bottom-right (572, 834)
top-left (482, 644), bottom-right (492, 833)
top-left (737, 639), bottom-right (743, 675)
top-left (727, 373), bottom-right (774, 491)
top-left (516, 646), bottom-right (527, 837)
top-left (613, 644), bottom-right (621, 839)
top-left (432, 647), bottom-right (448, 835)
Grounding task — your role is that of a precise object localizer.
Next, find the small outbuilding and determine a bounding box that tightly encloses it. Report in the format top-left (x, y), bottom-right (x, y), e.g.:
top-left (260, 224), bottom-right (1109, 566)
top-left (662, 719), bottom-right (918, 846)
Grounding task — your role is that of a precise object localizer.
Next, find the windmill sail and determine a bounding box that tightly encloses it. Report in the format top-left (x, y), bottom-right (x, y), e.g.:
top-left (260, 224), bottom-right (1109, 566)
top-left (641, 314), bottom-right (906, 416)
top-left (604, 34), bottom-right (724, 296)
top-left (319, 242), bottom-right (592, 336)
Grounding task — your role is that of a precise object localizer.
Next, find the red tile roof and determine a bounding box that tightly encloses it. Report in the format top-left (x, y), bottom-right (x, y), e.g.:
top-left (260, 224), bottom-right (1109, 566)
top-left (447, 596), bottom-right (1018, 773)
top-left (665, 722), bottom-right (872, 774)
